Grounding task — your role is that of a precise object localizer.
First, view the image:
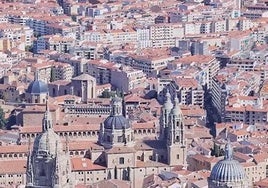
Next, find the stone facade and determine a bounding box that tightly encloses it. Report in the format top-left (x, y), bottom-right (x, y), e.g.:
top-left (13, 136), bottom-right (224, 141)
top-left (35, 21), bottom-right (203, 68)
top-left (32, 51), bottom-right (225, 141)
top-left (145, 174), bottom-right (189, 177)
top-left (26, 101), bottom-right (74, 188)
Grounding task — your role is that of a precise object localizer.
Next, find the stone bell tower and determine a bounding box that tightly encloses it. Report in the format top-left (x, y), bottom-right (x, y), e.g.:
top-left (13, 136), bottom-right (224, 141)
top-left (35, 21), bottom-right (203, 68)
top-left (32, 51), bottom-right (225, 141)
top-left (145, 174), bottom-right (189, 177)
top-left (166, 96), bottom-right (187, 166)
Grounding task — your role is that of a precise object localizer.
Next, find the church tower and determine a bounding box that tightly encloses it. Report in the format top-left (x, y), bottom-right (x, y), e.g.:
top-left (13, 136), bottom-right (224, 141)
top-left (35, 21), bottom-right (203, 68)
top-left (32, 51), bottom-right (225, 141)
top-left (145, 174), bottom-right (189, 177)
top-left (167, 96), bottom-right (186, 166)
top-left (159, 90), bottom-right (173, 141)
top-left (26, 98), bottom-right (74, 188)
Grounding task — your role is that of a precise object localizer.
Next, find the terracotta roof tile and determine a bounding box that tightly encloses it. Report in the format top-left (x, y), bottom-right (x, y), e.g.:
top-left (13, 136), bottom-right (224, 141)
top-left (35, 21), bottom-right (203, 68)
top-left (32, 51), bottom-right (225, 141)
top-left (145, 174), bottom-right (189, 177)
top-left (0, 160), bottom-right (26, 174)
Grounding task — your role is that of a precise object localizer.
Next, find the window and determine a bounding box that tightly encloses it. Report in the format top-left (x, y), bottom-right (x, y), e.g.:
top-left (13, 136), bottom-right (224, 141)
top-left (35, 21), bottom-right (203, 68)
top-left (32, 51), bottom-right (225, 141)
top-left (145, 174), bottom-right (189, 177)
top-left (119, 157), bottom-right (124, 164)
top-left (177, 154), bottom-right (180, 159)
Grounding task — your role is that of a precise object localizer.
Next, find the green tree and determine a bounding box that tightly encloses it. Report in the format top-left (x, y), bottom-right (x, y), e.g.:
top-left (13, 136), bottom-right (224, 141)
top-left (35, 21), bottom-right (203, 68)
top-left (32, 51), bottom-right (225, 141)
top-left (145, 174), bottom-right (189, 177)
top-left (0, 106), bottom-right (7, 129)
top-left (101, 90), bottom-right (116, 98)
top-left (25, 45), bottom-right (33, 52)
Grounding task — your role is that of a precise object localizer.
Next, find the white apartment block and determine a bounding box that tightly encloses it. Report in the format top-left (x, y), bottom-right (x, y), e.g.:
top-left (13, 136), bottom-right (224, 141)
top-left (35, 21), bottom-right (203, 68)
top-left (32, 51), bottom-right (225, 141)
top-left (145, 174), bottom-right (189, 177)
top-left (27, 18), bottom-right (48, 36)
top-left (53, 62), bottom-right (74, 81)
top-left (202, 57), bottom-right (220, 89)
top-left (168, 78), bottom-right (204, 108)
top-left (211, 76), bottom-right (228, 121)
top-left (84, 60), bottom-right (115, 84)
top-left (83, 31), bottom-right (103, 42)
top-left (225, 100), bottom-right (268, 125)
top-left (0, 23), bottom-right (33, 47)
top-left (136, 27), bottom-right (152, 49)
top-left (7, 14), bottom-right (30, 26)
top-left (238, 19), bottom-right (254, 31)
top-left (227, 58), bottom-right (255, 71)
top-left (229, 32), bottom-right (254, 51)
top-left (251, 27), bottom-right (267, 44)
top-left (70, 43), bottom-right (104, 60)
top-left (212, 20), bottom-right (227, 33)
top-left (0, 15), bottom-right (8, 23)
top-left (184, 22), bottom-right (202, 35)
top-left (149, 24), bottom-right (183, 47)
top-left (200, 21), bottom-right (212, 34)
top-left (130, 55), bottom-right (175, 76)
top-left (47, 35), bottom-right (75, 53)
top-left (111, 66), bottom-right (147, 93)
top-left (105, 28), bottom-right (137, 45)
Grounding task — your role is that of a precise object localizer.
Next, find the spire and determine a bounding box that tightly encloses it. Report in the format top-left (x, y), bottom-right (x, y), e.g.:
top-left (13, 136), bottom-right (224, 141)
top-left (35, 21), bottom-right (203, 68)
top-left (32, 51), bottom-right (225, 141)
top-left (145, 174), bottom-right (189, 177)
top-left (34, 71), bottom-right (39, 81)
top-left (111, 94), bottom-right (123, 116)
top-left (42, 95), bottom-right (53, 132)
top-left (172, 94), bottom-right (182, 116)
top-left (224, 139), bottom-right (233, 160)
top-left (174, 94), bottom-right (179, 105)
top-left (46, 128), bottom-right (50, 152)
top-left (121, 88), bottom-right (126, 117)
top-left (163, 89), bottom-right (173, 110)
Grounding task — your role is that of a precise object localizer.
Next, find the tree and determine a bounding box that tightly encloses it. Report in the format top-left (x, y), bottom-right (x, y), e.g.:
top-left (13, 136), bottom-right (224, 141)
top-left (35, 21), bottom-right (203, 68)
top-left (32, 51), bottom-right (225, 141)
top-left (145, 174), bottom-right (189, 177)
top-left (100, 90), bottom-right (116, 98)
top-left (0, 106), bottom-right (7, 129)
top-left (25, 45), bottom-right (33, 52)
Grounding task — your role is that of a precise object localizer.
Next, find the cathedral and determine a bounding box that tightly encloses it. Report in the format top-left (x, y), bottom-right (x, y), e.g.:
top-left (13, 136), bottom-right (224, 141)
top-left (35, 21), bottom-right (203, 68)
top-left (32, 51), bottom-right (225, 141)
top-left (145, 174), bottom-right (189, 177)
top-left (26, 91), bottom-right (187, 187)
top-left (26, 99), bottom-right (74, 188)
top-left (25, 91), bottom-right (249, 187)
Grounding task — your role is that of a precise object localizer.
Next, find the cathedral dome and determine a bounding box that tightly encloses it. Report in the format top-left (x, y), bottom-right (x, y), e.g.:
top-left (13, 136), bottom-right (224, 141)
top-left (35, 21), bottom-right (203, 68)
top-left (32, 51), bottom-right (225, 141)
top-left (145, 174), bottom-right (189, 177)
top-left (27, 80), bottom-right (48, 94)
top-left (33, 129), bottom-right (62, 156)
top-left (103, 95), bottom-right (130, 130)
top-left (209, 142), bottom-right (246, 186)
top-left (103, 115), bottom-right (130, 130)
top-left (210, 159), bottom-right (246, 183)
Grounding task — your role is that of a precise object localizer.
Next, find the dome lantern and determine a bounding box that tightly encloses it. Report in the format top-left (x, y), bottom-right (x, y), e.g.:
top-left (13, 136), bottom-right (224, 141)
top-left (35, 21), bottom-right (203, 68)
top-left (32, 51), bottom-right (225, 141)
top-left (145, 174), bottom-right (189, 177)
top-left (209, 141), bottom-right (247, 188)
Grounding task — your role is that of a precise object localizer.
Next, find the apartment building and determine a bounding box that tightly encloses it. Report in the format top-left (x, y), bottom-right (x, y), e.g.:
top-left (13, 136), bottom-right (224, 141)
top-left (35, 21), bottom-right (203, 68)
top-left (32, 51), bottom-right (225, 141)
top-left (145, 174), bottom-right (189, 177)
top-left (104, 27), bottom-right (137, 45)
top-left (31, 61), bottom-right (52, 83)
top-left (0, 23), bottom-right (33, 47)
top-left (251, 27), bottom-right (267, 44)
top-left (70, 41), bottom-right (104, 60)
top-left (111, 66), bottom-right (147, 93)
top-left (184, 22), bottom-right (203, 35)
top-left (157, 78), bottom-right (172, 103)
top-left (52, 62), bottom-right (74, 81)
top-left (229, 30), bottom-right (254, 51)
top-left (111, 49), bottom-right (175, 76)
top-left (227, 58), bottom-right (256, 71)
top-left (136, 27), bottom-right (152, 49)
top-left (223, 94), bottom-right (267, 123)
top-left (168, 78), bottom-right (204, 108)
top-left (149, 23), bottom-right (183, 47)
top-left (7, 14), bottom-right (31, 26)
top-left (47, 35), bottom-right (76, 53)
top-left (84, 59), bottom-right (117, 84)
top-left (130, 53), bottom-right (175, 76)
top-left (211, 74), bottom-right (229, 121)
top-left (171, 55), bottom-right (220, 89)
top-left (238, 18), bottom-right (254, 31)
top-left (47, 22), bottom-right (81, 39)
top-left (211, 19), bottom-right (227, 33)
top-left (211, 66), bottom-right (262, 122)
